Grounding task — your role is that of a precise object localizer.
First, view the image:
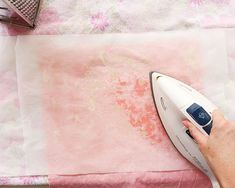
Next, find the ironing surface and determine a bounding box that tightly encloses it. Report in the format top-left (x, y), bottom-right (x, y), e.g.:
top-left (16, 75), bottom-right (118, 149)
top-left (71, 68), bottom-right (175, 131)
top-left (1, 0), bottom-right (235, 187)
top-left (0, 29), bottom-right (229, 179)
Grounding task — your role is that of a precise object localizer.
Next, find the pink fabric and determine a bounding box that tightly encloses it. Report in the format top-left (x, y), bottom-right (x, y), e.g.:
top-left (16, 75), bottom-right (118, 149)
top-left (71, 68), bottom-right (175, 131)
top-left (1, 0), bottom-right (235, 36)
top-left (49, 170), bottom-right (212, 188)
top-left (1, 0), bottom-right (234, 186)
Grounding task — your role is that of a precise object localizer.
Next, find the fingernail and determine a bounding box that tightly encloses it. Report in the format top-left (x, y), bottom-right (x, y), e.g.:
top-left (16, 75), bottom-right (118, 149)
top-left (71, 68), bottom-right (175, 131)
top-left (182, 120), bottom-right (189, 127)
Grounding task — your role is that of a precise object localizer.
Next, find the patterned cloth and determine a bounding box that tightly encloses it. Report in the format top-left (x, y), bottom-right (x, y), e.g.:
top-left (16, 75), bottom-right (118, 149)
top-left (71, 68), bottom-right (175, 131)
top-left (0, 176), bottom-right (47, 186)
top-left (0, 0), bottom-right (235, 186)
top-left (0, 0), bottom-right (235, 35)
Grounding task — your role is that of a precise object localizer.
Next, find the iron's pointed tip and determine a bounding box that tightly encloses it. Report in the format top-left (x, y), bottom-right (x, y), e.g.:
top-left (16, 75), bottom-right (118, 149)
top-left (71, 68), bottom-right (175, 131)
top-left (149, 71), bottom-right (155, 80)
top-left (149, 71), bottom-right (160, 78)
top-left (150, 72), bottom-right (163, 81)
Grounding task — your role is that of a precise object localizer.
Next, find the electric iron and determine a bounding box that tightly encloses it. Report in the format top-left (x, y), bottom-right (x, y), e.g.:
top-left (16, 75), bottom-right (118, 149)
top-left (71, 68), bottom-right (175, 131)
top-left (150, 72), bottom-right (220, 188)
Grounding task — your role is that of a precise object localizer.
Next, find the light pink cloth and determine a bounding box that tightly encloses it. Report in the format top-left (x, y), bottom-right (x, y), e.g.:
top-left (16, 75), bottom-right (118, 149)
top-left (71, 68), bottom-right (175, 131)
top-left (1, 0), bottom-right (234, 186)
top-left (1, 0), bottom-right (235, 35)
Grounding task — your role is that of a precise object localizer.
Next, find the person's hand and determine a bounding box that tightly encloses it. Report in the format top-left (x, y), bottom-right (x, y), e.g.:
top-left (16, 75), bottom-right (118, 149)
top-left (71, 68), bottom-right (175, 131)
top-left (182, 110), bottom-right (235, 188)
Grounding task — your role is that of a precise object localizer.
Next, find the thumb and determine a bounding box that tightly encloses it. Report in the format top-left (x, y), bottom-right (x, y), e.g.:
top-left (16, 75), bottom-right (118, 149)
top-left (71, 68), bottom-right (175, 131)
top-left (182, 120), bottom-right (208, 147)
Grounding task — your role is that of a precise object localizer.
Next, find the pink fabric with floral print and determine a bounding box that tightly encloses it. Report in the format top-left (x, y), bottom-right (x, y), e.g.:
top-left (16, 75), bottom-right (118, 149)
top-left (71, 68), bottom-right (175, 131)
top-left (1, 0), bottom-right (235, 36)
top-left (0, 0), bottom-right (235, 186)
